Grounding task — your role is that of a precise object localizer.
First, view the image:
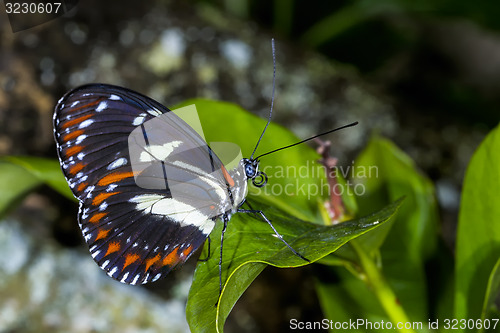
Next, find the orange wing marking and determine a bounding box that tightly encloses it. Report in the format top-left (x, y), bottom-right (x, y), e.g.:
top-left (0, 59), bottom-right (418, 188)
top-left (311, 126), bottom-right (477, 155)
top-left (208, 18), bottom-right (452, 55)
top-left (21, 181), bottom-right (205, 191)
top-left (97, 171), bottom-right (135, 186)
top-left (61, 114), bottom-right (92, 129)
top-left (182, 245), bottom-right (194, 258)
top-left (65, 145), bottom-right (84, 158)
top-left (123, 253), bottom-right (140, 269)
top-left (94, 228), bottom-right (110, 241)
top-left (69, 162), bottom-right (85, 175)
top-left (92, 192), bottom-right (118, 206)
top-left (69, 98), bottom-right (103, 112)
top-left (221, 165), bottom-right (235, 187)
top-left (76, 182), bottom-right (87, 192)
top-left (89, 212), bottom-right (107, 224)
top-left (63, 129), bottom-right (84, 141)
top-left (145, 253), bottom-right (161, 272)
top-left (105, 241), bottom-right (121, 256)
top-left (162, 247), bottom-right (180, 266)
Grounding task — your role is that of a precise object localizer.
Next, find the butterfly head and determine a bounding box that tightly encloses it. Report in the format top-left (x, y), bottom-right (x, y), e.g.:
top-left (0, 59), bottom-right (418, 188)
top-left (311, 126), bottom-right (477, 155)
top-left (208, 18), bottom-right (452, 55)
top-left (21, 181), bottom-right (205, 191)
top-left (242, 158), bottom-right (268, 188)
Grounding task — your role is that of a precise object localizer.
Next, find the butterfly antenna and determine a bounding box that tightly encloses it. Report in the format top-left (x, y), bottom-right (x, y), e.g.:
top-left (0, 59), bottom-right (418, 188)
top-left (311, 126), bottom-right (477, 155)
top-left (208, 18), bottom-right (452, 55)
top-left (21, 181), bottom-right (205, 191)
top-left (250, 38), bottom-right (276, 160)
top-left (255, 121), bottom-right (359, 160)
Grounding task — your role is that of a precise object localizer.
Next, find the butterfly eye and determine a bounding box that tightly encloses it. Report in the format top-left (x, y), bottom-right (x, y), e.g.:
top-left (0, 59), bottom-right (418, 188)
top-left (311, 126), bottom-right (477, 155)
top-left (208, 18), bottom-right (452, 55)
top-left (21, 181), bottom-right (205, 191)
top-left (245, 163), bottom-right (256, 178)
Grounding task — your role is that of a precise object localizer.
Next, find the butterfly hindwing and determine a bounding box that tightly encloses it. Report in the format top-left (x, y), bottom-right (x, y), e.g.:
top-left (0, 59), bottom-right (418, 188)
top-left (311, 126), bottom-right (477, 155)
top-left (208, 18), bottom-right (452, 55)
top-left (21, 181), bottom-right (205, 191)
top-left (54, 84), bottom-right (228, 284)
top-left (78, 176), bottom-right (213, 284)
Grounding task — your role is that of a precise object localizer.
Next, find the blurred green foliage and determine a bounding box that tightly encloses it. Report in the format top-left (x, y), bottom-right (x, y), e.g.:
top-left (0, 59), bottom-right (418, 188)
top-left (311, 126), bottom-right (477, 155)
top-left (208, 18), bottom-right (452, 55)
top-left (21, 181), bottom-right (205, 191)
top-left (1, 100), bottom-right (498, 332)
top-left (456, 123), bottom-right (500, 323)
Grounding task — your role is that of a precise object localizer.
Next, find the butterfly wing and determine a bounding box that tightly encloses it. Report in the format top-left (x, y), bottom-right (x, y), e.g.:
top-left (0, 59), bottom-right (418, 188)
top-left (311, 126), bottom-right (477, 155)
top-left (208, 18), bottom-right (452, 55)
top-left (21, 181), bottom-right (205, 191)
top-left (54, 84), bottom-right (232, 284)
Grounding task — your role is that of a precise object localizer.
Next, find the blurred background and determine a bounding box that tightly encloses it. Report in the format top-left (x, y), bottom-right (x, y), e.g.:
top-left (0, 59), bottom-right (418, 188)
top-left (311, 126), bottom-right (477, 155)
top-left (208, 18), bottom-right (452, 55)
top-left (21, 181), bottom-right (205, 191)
top-left (0, 0), bottom-right (498, 332)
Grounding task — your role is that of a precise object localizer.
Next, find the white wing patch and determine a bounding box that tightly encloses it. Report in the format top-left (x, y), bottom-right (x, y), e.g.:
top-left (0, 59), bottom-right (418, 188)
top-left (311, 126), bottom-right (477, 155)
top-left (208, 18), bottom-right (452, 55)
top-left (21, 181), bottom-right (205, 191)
top-left (120, 272), bottom-right (130, 283)
top-left (108, 266), bottom-right (118, 277)
top-left (170, 160), bottom-right (227, 201)
top-left (101, 260), bottom-right (110, 269)
top-left (139, 141), bottom-right (182, 162)
top-left (79, 119), bottom-right (94, 128)
top-left (75, 134), bottom-right (87, 144)
top-left (106, 184), bottom-right (118, 192)
top-left (107, 157), bottom-right (128, 170)
top-left (130, 194), bottom-right (215, 235)
top-left (99, 202), bottom-right (108, 211)
top-left (147, 108), bottom-right (162, 116)
top-left (96, 101), bottom-right (108, 112)
top-left (133, 115), bottom-right (146, 126)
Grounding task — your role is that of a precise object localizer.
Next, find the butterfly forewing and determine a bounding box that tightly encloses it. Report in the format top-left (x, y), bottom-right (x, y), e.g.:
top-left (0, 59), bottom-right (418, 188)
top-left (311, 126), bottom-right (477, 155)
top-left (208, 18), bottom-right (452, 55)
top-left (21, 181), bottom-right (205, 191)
top-left (54, 84), bottom-right (234, 284)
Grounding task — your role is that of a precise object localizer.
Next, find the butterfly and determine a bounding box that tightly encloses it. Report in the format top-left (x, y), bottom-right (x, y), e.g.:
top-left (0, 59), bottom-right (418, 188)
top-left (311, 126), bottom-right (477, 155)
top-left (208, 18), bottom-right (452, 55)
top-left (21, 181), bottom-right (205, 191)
top-left (53, 81), bottom-right (316, 289)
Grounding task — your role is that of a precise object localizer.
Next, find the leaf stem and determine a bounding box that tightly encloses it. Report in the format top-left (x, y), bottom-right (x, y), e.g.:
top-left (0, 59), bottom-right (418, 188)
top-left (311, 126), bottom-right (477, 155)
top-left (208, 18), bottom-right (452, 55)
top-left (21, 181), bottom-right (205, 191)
top-left (351, 240), bottom-right (416, 333)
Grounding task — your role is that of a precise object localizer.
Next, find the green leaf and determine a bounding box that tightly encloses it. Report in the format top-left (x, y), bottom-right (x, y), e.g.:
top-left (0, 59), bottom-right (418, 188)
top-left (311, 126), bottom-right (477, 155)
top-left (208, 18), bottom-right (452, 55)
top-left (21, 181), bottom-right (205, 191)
top-left (174, 99), bottom-right (328, 223)
top-left (354, 136), bottom-right (438, 255)
top-left (321, 136), bottom-right (440, 323)
top-left (356, 137), bottom-right (439, 319)
top-left (186, 198), bottom-right (403, 333)
top-left (0, 159), bottom-right (41, 218)
top-left (456, 123), bottom-right (500, 323)
top-left (3, 156), bottom-right (74, 199)
top-left (315, 268), bottom-right (388, 333)
top-left (481, 257), bottom-right (500, 324)
top-left (0, 156), bottom-right (74, 217)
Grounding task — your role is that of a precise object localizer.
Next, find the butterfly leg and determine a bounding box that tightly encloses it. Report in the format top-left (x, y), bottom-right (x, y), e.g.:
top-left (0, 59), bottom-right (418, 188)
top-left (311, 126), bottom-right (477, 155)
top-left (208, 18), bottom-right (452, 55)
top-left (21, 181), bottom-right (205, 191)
top-left (198, 236), bottom-right (211, 262)
top-left (237, 208), bottom-right (310, 263)
top-left (235, 199), bottom-right (260, 220)
top-left (216, 214), bottom-right (230, 305)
